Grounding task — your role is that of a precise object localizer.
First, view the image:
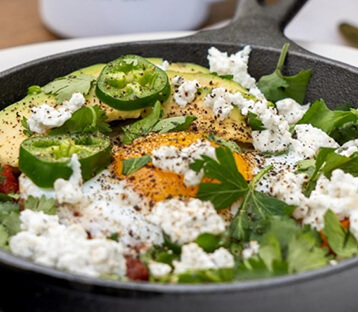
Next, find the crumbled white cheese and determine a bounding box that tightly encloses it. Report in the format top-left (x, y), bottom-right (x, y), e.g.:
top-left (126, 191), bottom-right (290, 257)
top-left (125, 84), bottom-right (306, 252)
top-left (148, 261), bottom-right (172, 278)
top-left (207, 46), bottom-right (256, 89)
top-left (204, 87), bottom-right (234, 120)
top-left (301, 169), bottom-right (358, 238)
top-left (27, 92), bottom-right (85, 134)
top-left (10, 210), bottom-right (126, 278)
top-left (276, 98), bottom-right (309, 125)
top-left (20, 168), bottom-right (163, 249)
top-left (242, 241), bottom-right (260, 260)
top-left (147, 198), bottom-right (225, 245)
top-left (173, 243), bottom-right (234, 274)
top-left (338, 139), bottom-right (358, 157)
top-left (156, 60), bottom-right (170, 71)
top-left (54, 154), bottom-right (83, 205)
top-left (291, 124), bottom-right (339, 159)
top-left (151, 139), bottom-right (216, 187)
top-left (172, 75), bottom-right (200, 107)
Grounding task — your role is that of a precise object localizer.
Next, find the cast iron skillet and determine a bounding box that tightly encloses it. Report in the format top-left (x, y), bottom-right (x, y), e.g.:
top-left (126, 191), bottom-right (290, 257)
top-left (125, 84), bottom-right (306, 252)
top-left (1, 0), bottom-right (358, 311)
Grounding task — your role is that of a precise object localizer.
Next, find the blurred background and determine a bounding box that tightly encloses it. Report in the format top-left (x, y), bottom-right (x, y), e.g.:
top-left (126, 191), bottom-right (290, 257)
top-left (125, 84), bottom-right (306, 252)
top-left (0, 0), bottom-right (358, 50)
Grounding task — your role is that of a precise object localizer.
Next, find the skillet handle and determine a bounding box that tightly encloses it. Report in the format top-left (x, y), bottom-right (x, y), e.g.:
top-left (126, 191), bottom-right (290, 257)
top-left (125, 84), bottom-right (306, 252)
top-left (184, 0), bottom-right (309, 52)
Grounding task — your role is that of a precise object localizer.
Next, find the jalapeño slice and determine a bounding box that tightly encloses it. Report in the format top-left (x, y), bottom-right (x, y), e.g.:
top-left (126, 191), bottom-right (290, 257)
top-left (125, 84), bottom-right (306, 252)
top-left (96, 55), bottom-right (170, 111)
top-left (19, 134), bottom-right (112, 188)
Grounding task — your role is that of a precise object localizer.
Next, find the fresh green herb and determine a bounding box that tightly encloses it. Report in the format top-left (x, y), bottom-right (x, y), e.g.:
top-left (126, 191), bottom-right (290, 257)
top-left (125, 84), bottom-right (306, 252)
top-left (206, 133), bottom-right (241, 153)
top-left (190, 147), bottom-right (249, 209)
top-left (24, 195), bottom-right (57, 215)
top-left (121, 155), bottom-right (152, 175)
top-left (211, 72), bottom-right (234, 81)
top-left (122, 102), bottom-right (196, 144)
top-left (195, 233), bottom-right (224, 253)
top-left (108, 233), bottom-right (119, 241)
top-left (0, 201), bottom-right (21, 249)
top-left (177, 268), bottom-right (234, 283)
top-left (257, 43), bottom-right (312, 104)
top-left (236, 216), bottom-right (329, 279)
top-left (43, 74), bottom-right (96, 104)
top-left (49, 105), bottom-right (111, 135)
top-left (21, 117), bottom-right (34, 137)
top-left (323, 210), bottom-right (358, 258)
top-left (151, 116), bottom-right (196, 133)
top-left (304, 148), bottom-right (358, 196)
top-left (297, 99), bottom-right (358, 135)
top-left (247, 111), bottom-right (265, 131)
top-left (122, 101), bottom-right (162, 144)
top-left (0, 193), bottom-right (19, 202)
top-left (330, 120), bottom-right (358, 145)
top-left (27, 85), bottom-right (42, 95)
top-left (295, 159), bottom-right (316, 178)
top-left (230, 166), bottom-right (293, 241)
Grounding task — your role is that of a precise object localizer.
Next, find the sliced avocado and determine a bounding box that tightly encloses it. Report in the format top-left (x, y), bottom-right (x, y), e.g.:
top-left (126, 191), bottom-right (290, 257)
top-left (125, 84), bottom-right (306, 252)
top-left (147, 58), bottom-right (209, 74)
top-left (162, 70), bottom-right (252, 144)
top-left (0, 63), bottom-right (144, 167)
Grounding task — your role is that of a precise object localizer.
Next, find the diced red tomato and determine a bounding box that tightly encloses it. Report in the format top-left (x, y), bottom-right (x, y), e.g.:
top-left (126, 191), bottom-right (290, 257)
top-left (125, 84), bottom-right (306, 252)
top-left (0, 165), bottom-right (19, 194)
top-left (125, 257), bottom-right (149, 281)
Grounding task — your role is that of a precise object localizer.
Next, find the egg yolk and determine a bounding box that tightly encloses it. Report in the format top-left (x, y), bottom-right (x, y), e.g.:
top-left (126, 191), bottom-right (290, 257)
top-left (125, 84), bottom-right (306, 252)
top-left (114, 132), bottom-right (252, 204)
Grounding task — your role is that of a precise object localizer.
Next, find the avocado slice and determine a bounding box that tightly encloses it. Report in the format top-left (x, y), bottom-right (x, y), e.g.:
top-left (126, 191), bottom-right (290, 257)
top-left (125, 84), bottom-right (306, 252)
top-left (0, 63), bottom-right (144, 167)
top-left (147, 58), bottom-right (209, 74)
top-left (162, 70), bottom-right (252, 144)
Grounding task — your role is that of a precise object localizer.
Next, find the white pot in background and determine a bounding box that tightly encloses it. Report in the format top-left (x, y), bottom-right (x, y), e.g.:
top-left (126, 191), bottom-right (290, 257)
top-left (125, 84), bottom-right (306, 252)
top-left (39, 0), bottom-right (223, 38)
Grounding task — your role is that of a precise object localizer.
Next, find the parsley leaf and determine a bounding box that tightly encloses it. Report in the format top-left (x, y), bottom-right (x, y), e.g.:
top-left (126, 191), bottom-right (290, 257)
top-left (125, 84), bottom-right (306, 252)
top-left (207, 133), bottom-right (241, 153)
top-left (121, 155), bottom-right (152, 175)
top-left (191, 147), bottom-right (249, 209)
top-left (257, 43), bottom-right (312, 104)
top-left (151, 116), bottom-right (197, 133)
top-left (49, 105), bottom-right (111, 135)
top-left (323, 210), bottom-right (358, 258)
top-left (297, 99), bottom-right (358, 135)
top-left (24, 195), bottom-right (57, 215)
top-left (43, 74), bottom-right (96, 104)
top-left (122, 102), bottom-right (162, 144)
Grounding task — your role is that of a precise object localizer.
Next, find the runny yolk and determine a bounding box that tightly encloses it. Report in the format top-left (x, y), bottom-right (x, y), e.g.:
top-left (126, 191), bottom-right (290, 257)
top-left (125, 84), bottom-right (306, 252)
top-left (114, 132), bottom-right (253, 204)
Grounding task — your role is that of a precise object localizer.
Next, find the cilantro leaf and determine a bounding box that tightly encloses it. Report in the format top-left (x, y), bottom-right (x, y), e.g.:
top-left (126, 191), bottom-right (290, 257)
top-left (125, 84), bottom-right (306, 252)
top-left (49, 105), bottom-right (111, 135)
top-left (330, 120), bottom-right (358, 145)
top-left (323, 210), bottom-right (358, 258)
top-left (0, 201), bottom-right (21, 249)
top-left (247, 111), bottom-right (265, 131)
top-left (177, 268), bottom-right (234, 283)
top-left (122, 101), bottom-right (162, 144)
top-left (297, 99), bottom-right (358, 135)
top-left (304, 148), bottom-right (358, 196)
top-left (43, 74), bottom-right (96, 104)
top-left (21, 117), bottom-right (34, 137)
top-left (287, 232), bottom-right (329, 273)
top-left (0, 224), bottom-right (9, 249)
top-left (207, 133), bottom-right (241, 153)
top-left (192, 147), bottom-right (248, 209)
top-left (230, 167), bottom-right (293, 241)
top-left (121, 155), bottom-right (152, 175)
top-left (257, 43), bottom-right (312, 104)
top-left (24, 195), bottom-right (57, 215)
top-left (151, 116), bottom-right (197, 133)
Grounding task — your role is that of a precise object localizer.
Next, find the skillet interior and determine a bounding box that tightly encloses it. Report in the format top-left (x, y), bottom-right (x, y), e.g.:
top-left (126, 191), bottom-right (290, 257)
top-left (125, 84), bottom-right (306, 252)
top-left (1, 0), bottom-right (358, 311)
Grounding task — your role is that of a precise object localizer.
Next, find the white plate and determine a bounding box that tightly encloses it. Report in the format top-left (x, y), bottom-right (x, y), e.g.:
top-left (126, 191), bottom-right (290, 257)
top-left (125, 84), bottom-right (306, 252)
top-left (0, 32), bottom-right (358, 72)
